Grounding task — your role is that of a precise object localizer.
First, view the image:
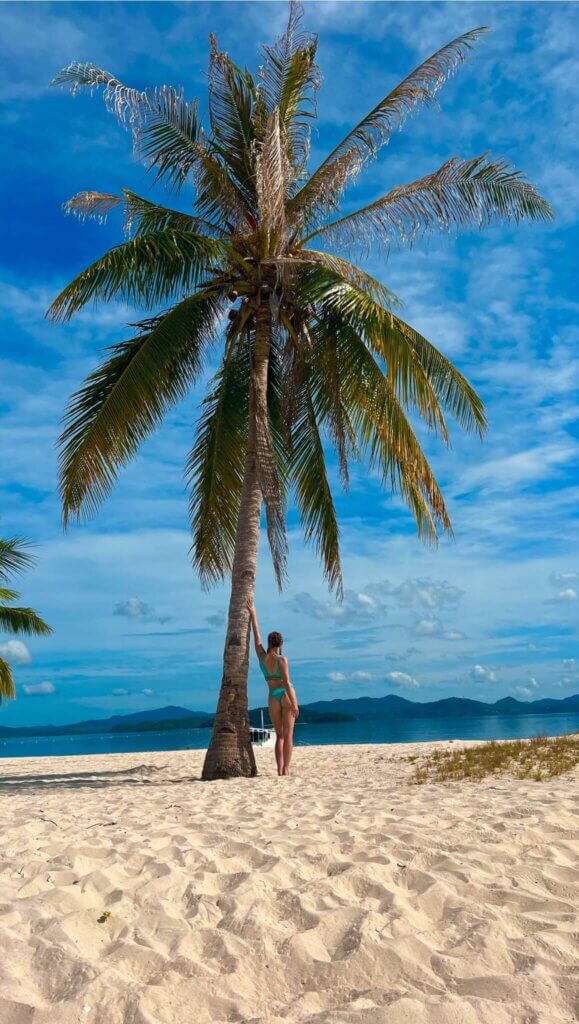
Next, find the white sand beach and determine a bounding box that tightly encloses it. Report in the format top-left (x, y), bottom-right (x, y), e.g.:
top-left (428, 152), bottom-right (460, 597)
top-left (0, 741), bottom-right (577, 1024)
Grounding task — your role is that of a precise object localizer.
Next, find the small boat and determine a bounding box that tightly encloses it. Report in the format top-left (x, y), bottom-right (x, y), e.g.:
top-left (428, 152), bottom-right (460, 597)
top-left (250, 710), bottom-right (275, 749)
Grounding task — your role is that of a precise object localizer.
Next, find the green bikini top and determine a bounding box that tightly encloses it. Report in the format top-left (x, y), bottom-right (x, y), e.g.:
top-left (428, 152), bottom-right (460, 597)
top-left (258, 652), bottom-right (282, 681)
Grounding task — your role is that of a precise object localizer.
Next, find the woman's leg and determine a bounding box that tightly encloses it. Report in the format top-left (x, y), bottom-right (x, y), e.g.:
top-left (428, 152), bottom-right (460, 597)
top-left (281, 699), bottom-right (295, 775)
top-left (268, 697), bottom-right (284, 775)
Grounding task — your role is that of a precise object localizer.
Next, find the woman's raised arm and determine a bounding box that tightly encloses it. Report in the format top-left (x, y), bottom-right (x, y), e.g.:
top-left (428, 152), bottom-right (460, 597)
top-left (247, 601), bottom-right (265, 658)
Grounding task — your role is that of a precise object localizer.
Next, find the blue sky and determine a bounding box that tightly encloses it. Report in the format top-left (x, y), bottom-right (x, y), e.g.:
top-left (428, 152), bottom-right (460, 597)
top-left (0, 1), bottom-right (577, 726)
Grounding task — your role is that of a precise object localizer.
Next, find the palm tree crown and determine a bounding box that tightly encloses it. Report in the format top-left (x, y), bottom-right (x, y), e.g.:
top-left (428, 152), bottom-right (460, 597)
top-left (48, 4), bottom-right (551, 597)
top-left (0, 538), bottom-right (53, 701)
top-left (48, 3), bottom-right (552, 779)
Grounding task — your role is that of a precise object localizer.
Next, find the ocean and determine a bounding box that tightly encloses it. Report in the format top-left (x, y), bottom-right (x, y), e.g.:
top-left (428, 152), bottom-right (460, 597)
top-left (2, 710), bottom-right (579, 759)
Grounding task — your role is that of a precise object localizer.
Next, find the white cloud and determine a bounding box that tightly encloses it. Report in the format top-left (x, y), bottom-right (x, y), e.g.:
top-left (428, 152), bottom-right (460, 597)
top-left (550, 572), bottom-right (578, 584)
top-left (22, 681), bottom-right (55, 696)
top-left (291, 591), bottom-right (352, 622)
top-left (546, 572), bottom-right (578, 604)
top-left (459, 443), bottom-right (578, 494)
top-left (328, 671), bottom-right (347, 682)
top-left (141, 688), bottom-right (155, 697)
top-left (471, 665), bottom-right (498, 683)
top-left (370, 577), bottom-right (464, 611)
top-left (386, 670), bottom-right (419, 689)
top-left (292, 576), bottom-right (464, 631)
top-left (552, 588), bottom-right (577, 603)
top-left (414, 617), bottom-right (442, 636)
top-left (513, 678), bottom-right (538, 698)
top-left (327, 670), bottom-right (372, 684)
top-left (514, 686), bottom-right (534, 698)
top-left (0, 640), bottom-right (31, 664)
top-left (563, 659), bottom-right (576, 671)
top-left (112, 688), bottom-right (129, 696)
top-left (413, 617), bottom-right (465, 641)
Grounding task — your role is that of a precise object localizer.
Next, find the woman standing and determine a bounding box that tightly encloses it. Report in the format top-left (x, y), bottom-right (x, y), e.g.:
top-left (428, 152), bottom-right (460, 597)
top-left (247, 601), bottom-right (299, 775)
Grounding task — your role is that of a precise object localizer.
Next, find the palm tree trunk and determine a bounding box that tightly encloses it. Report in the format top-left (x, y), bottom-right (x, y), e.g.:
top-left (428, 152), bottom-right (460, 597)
top-left (201, 303), bottom-right (271, 780)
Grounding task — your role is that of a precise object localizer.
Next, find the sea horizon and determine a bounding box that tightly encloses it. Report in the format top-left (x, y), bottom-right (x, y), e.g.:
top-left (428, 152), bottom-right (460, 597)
top-left (3, 708), bottom-right (579, 760)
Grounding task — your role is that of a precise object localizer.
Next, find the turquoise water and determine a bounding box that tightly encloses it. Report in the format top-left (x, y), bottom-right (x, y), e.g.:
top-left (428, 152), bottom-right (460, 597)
top-left (2, 710), bottom-right (579, 759)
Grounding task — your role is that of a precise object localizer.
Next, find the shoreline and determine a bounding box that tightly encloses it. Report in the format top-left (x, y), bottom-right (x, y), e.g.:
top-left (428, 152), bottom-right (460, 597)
top-left (2, 709), bottom-right (579, 762)
top-left (0, 736), bottom-right (472, 769)
top-left (1, 743), bottom-right (577, 1022)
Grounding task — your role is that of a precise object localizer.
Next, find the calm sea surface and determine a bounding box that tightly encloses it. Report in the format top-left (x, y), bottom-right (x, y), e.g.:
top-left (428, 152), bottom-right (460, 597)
top-left (2, 711), bottom-right (579, 759)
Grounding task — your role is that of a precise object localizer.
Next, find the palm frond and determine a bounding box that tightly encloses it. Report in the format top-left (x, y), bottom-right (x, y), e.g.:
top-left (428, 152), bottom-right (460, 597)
top-left (0, 588), bottom-right (20, 602)
top-left (47, 230), bottom-right (226, 322)
top-left (296, 263), bottom-right (485, 437)
top-left (63, 192), bottom-right (123, 224)
top-left (288, 149), bottom-right (360, 230)
top-left (388, 314), bottom-right (487, 437)
top-left (307, 155), bottom-right (554, 250)
top-left (136, 87), bottom-right (200, 189)
top-left (260, 1), bottom-right (319, 171)
top-left (309, 313), bottom-right (451, 542)
top-left (187, 329), bottom-right (250, 587)
top-left (277, 315), bottom-right (306, 447)
top-left (267, 328), bottom-right (293, 487)
top-left (51, 61), bottom-right (151, 122)
top-left (292, 28), bottom-right (488, 220)
top-left (276, 250), bottom-right (402, 310)
top-left (192, 143), bottom-right (252, 230)
top-left (300, 318), bottom-right (357, 489)
top-left (0, 605), bottom-right (53, 636)
top-left (0, 657), bottom-right (15, 702)
top-left (252, 352), bottom-right (288, 591)
top-left (340, 297), bottom-right (451, 442)
top-left (208, 37), bottom-right (261, 203)
top-left (0, 538), bottom-right (35, 580)
top-left (63, 190), bottom-right (220, 238)
top-left (256, 108), bottom-right (288, 247)
top-left (51, 63), bottom-right (201, 189)
top-left (363, 382), bottom-right (451, 544)
top-left (288, 361), bottom-right (342, 596)
top-left (58, 292), bottom-right (224, 525)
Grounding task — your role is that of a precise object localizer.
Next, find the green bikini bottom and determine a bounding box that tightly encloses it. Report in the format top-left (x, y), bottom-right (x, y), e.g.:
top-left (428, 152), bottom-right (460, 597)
top-left (269, 686), bottom-right (285, 703)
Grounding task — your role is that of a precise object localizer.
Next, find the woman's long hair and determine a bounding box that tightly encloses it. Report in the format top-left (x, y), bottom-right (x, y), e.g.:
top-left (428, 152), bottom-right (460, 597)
top-left (267, 631), bottom-right (283, 652)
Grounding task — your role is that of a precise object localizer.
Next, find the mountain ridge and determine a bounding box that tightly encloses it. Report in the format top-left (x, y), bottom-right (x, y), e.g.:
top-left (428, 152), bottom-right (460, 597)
top-left (306, 693), bottom-right (579, 719)
top-left (1, 692), bottom-right (579, 738)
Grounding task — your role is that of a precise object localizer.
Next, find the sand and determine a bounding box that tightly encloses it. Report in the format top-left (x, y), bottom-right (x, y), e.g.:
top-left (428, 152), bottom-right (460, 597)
top-left (0, 741), bottom-right (577, 1024)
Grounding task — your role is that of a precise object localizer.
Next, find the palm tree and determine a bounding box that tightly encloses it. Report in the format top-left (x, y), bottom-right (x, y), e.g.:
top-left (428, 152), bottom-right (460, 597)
top-left (0, 538), bottom-right (53, 701)
top-left (48, 3), bottom-right (551, 778)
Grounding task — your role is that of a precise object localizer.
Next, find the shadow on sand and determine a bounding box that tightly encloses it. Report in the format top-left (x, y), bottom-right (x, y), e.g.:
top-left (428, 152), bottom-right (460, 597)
top-left (0, 764), bottom-right (202, 792)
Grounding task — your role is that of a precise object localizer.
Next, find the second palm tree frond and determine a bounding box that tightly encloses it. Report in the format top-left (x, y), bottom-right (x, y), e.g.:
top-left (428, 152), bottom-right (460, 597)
top-left (0, 538), bottom-right (52, 702)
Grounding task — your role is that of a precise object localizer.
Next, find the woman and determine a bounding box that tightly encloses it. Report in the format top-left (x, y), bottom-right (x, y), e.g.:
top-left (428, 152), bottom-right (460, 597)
top-left (247, 601), bottom-right (299, 776)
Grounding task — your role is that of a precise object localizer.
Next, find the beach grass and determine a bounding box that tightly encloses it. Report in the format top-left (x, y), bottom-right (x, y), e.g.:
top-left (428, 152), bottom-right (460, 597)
top-left (411, 732), bottom-right (579, 785)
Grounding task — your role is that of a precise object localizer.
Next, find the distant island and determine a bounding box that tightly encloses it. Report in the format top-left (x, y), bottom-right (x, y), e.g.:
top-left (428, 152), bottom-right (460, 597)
top-left (1, 692), bottom-right (578, 740)
top-left (0, 703), bottom-right (355, 738)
